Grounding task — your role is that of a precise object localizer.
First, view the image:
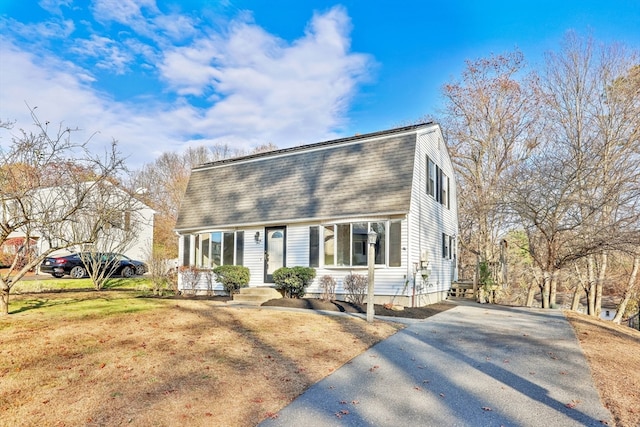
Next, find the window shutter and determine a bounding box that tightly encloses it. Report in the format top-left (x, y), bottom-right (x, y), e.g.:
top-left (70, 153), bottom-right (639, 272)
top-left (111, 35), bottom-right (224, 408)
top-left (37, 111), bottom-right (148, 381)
top-left (309, 226), bottom-right (319, 267)
top-left (436, 166), bottom-right (442, 203)
top-left (442, 233), bottom-right (449, 258)
top-left (236, 231), bottom-right (244, 266)
top-left (389, 220), bottom-right (401, 267)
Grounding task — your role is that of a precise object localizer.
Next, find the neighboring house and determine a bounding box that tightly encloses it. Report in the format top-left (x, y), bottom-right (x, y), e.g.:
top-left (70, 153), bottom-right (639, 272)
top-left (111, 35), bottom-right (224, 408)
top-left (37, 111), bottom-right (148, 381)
top-left (0, 237), bottom-right (37, 268)
top-left (175, 123), bottom-right (458, 306)
top-left (2, 182), bottom-right (154, 264)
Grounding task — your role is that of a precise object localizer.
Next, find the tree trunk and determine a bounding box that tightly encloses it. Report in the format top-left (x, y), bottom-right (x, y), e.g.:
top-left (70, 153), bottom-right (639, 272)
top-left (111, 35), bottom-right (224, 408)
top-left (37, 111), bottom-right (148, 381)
top-left (525, 282), bottom-right (536, 307)
top-left (500, 239), bottom-right (508, 289)
top-left (587, 255), bottom-right (596, 315)
top-left (595, 252), bottom-right (607, 318)
top-left (550, 272), bottom-right (558, 308)
top-left (0, 280), bottom-right (10, 315)
top-left (612, 256), bottom-right (639, 324)
top-left (473, 256), bottom-right (479, 302)
top-left (541, 271), bottom-right (550, 309)
top-left (570, 285), bottom-right (582, 311)
top-left (571, 262), bottom-right (586, 312)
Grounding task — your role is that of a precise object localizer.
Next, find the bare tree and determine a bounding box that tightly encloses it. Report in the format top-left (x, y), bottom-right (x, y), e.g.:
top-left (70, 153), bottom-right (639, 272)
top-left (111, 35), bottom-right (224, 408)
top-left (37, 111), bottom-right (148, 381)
top-left (67, 181), bottom-right (149, 289)
top-left (0, 107), bottom-right (128, 314)
top-left (130, 148), bottom-right (208, 261)
top-left (440, 50), bottom-right (541, 282)
top-left (613, 254), bottom-right (640, 324)
top-left (536, 33), bottom-right (640, 314)
top-left (130, 146), bottom-right (222, 258)
top-left (506, 143), bottom-right (591, 308)
top-left (251, 142), bottom-right (279, 154)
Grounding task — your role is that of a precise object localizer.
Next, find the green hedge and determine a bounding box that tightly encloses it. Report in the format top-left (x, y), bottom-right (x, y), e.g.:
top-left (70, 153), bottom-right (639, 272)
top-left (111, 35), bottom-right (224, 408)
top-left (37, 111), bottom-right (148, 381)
top-left (213, 265), bottom-right (250, 295)
top-left (272, 266), bottom-right (316, 298)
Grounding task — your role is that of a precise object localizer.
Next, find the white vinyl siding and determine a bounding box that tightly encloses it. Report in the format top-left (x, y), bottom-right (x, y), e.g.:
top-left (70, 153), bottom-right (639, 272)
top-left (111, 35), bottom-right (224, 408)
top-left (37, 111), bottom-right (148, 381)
top-left (410, 130), bottom-right (458, 299)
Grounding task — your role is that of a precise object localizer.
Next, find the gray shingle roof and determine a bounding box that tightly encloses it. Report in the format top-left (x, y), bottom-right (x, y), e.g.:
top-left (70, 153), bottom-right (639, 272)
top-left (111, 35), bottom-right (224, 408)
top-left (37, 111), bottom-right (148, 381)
top-left (175, 125), bottom-right (428, 231)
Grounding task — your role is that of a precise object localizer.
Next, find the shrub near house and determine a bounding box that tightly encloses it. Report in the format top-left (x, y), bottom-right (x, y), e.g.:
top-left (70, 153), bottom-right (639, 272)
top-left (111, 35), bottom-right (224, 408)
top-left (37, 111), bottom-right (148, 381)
top-left (213, 265), bottom-right (250, 296)
top-left (273, 267), bottom-right (316, 298)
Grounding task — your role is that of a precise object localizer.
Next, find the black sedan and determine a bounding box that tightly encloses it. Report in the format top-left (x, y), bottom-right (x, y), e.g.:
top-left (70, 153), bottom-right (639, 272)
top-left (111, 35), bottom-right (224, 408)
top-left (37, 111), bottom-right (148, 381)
top-left (40, 252), bottom-right (147, 279)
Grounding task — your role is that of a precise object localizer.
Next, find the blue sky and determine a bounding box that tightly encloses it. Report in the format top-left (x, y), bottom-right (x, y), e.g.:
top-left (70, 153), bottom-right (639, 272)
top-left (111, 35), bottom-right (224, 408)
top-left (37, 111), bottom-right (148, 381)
top-left (1, 1), bottom-right (639, 167)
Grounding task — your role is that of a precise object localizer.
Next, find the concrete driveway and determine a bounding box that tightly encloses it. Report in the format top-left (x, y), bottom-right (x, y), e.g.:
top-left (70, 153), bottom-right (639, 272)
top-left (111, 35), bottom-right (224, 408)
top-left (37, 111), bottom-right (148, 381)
top-left (259, 301), bottom-right (611, 427)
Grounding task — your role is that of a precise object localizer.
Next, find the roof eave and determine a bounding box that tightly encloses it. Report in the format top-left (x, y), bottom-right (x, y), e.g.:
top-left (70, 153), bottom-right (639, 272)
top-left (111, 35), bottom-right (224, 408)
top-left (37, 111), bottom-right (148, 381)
top-left (174, 210), bottom-right (409, 234)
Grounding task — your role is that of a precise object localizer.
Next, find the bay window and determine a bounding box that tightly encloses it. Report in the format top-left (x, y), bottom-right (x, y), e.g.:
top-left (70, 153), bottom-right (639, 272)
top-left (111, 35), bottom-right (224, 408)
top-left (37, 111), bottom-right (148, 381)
top-left (188, 231), bottom-right (244, 268)
top-left (318, 220), bottom-right (401, 267)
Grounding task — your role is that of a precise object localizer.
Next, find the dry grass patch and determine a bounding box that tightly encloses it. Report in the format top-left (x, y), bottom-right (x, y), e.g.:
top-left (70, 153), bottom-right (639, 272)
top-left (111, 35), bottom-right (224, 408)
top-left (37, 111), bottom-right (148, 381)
top-left (565, 311), bottom-right (640, 427)
top-left (0, 293), bottom-right (400, 426)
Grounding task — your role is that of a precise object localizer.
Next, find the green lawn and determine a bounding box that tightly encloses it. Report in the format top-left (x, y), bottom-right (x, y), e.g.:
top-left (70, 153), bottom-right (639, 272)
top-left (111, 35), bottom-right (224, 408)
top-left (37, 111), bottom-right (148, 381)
top-left (6, 276), bottom-right (159, 316)
top-left (5, 290), bottom-right (165, 318)
top-left (10, 276), bottom-right (153, 293)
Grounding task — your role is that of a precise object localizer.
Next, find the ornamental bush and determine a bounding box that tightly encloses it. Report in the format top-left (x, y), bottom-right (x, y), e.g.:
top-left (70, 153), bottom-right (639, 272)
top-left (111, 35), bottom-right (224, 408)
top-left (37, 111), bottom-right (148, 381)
top-left (344, 273), bottom-right (367, 305)
top-left (319, 275), bottom-right (336, 302)
top-left (213, 265), bottom-right (250, 295)
top-left (179, 265), bottom-right (201, 295)
top-left (273, 266), bottom-right (316, 298)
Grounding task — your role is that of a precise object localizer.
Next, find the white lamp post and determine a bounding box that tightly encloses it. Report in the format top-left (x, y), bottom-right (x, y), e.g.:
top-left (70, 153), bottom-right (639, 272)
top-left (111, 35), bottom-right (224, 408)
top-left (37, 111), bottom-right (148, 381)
top-left (366, 230), bottom-right (377, 322)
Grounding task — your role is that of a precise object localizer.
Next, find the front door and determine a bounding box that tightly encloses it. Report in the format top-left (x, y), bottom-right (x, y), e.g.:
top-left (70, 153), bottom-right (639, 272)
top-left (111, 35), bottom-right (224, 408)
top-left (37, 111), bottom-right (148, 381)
top-left (264, 226), bottom-right (286, 283)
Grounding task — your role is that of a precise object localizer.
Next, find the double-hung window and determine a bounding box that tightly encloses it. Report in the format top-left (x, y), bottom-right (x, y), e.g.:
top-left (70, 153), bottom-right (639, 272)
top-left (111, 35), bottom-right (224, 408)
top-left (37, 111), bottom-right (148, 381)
top-left (427, 155), bottom-right (450, 210)
top-left (441, 171), bottom-right (449, 208)
top-left (426, 155), bottom-right (436, 197)
top-left (442, 233), bottom-right (453, 259)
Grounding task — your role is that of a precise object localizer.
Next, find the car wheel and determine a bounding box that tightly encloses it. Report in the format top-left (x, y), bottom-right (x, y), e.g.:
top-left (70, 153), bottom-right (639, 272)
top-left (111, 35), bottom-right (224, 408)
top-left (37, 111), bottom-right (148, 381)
top-left (135, 265), bottom-right (145, 276)
top-left (70, 266), bottom-right (86, 279)
top-left (121, 266), bottom-right (134, 278)
top-left (52, 273), bottom-right (64, 278)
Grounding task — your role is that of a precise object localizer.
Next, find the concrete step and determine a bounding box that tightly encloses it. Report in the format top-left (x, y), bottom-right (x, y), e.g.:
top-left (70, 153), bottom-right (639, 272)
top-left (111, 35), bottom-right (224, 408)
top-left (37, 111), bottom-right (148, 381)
top-left (238, 287), bottom-right (282, 297)
top-left (231, 286), bottom-right (282, 305)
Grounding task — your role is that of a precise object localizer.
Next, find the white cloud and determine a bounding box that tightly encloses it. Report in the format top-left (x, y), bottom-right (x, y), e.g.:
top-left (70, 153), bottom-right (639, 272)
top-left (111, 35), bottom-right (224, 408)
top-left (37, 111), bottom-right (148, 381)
top-left (0, 17), bottom-right (75, 41)
top-left (0, 5), bottom-right (373, 168)
top-left (160, 37), bottom-right (223, 96)
top-left (38, 0), bottom-right (73, 15)
top-left (0, 41), bottom-right (162, 165)
top-left (152, 13), bottom-right (198, 42)
top-left (160, 5), bottom-right (373, 144)
top-left (70, 35), bottom-right (134, 74)
top-left (91, 0), bottom-right (159, 26)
